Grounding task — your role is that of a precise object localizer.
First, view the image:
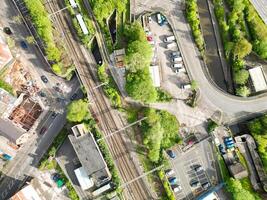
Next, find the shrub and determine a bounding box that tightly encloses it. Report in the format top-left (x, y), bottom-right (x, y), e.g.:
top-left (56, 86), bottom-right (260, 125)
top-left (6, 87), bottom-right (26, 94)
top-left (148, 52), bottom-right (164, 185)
top-left (236, 86), bottom-right (250, 97)
top-left (207, 119), bottom-right (218, 133)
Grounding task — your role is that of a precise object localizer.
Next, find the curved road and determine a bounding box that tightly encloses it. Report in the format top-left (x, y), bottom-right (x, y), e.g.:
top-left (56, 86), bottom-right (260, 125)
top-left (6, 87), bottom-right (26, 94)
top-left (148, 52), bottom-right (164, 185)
top-left (134, 0), bottom-right (267, 123)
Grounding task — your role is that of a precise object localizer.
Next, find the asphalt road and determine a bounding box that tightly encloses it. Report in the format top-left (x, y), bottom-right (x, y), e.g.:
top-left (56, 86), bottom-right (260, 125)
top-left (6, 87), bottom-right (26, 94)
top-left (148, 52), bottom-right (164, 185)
top-left (0, 0), bottom-right (80, 199)
top-left (133, 0), bottom-right (267, 124)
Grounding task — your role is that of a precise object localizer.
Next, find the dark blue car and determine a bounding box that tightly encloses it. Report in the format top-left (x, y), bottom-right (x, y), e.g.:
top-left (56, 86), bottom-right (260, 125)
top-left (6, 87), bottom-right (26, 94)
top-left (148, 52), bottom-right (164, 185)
top-left (20, 41), bottom-right (28, 49)
top-left (167, 150), bottom-right (176, 158)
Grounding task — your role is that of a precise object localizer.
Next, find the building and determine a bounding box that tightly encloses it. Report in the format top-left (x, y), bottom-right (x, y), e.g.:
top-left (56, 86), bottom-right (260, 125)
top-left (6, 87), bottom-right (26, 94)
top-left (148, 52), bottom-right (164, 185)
top-left (250, 0), bottom-right (267, 24)
top-left (11, 184), bottom-right (42, 200)
top-left (228, 162), bottom-right (248, 179)
top-left (76, 14), bottom-right (89, 35)
top-left (69, 124), bottom-right (111, 189)
top-left (149, 65), bottom-right (161, 87)
top-left (0, 93), bottom-right (44, 145)
top-left (248, 66), bottom-right (267, 92)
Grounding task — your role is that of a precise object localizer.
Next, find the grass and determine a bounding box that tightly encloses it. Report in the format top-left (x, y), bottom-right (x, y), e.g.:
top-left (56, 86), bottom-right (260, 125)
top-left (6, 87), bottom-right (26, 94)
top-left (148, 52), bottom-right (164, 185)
top-left (0, 79), bottom-right (14, 95)
top-left (217, 152), bottom-right (230, 181)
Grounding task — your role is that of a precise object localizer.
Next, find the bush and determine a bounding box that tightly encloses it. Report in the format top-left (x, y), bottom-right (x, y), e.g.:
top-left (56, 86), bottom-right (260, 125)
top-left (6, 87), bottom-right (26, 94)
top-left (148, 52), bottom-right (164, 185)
top-left (67, 99), bottom-right (91, 122)
top-left (158, 170), bottom-right (176, 200)
top-left (207, 119), bottom-right (218, 133)
top-left (233, 69), bottom-right (249, 85)
top-left (156, 89), bottom-right (172, 102)
top-left (186, 0), bottom-right (205, 54)
top-left (236, 86), bottom-right (250, 97)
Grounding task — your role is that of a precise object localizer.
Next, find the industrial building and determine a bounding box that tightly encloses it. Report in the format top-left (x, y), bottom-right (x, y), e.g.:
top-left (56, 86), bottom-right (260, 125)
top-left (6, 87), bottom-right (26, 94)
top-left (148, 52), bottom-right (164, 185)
top-left (69, 124), bottom-right (111, 190)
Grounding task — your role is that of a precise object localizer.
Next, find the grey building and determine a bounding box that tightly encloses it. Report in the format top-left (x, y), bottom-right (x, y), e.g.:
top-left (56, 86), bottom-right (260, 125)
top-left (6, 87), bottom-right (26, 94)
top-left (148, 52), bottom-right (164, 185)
top-left (69, 124), bottom-right (111, 187)
top-left (228, 162), bottom-right (248, 179)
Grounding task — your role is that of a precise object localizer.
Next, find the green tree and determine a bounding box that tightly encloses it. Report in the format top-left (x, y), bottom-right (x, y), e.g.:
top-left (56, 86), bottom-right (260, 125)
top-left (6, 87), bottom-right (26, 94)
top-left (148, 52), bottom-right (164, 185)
top-left (191, 80), bottom-right (198, 90)
top-left (233, 38), bottom-right (252, 59)
top-left (126, 40), bottom-right (152, 72)
top-left (67, 99), bottom-right (91, 122)
top-left (0, 79), bottom-right (13, 95)
top-left (126, 68), bottom-right (157, 103)
top-left (26, 36), bottom-right (35, 44)
top-left (236, 86), bottom-right (250, 97)
top-left (233, 69), bottom-right (249, 85)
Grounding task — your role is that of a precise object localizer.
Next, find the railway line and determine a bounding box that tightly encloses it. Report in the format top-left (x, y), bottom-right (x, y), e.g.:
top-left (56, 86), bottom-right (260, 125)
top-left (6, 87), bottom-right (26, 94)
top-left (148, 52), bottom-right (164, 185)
top-left (46, 0), bottom-right (151, 199)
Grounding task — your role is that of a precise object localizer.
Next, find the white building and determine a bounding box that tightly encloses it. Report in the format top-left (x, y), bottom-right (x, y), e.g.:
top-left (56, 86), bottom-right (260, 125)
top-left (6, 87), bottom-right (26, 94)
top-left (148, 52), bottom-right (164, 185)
top-left (248, 66), bottom-right (267, 92)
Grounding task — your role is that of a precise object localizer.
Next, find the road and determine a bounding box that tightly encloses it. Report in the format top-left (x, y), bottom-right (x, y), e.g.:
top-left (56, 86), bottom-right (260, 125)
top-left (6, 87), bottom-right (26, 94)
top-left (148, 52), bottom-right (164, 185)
top-left (0, 0), bottom-right (80, 199)
top-left (46, 0), bottom-right (153, 199)
top-left (133, 0), bottom-right (267, 124)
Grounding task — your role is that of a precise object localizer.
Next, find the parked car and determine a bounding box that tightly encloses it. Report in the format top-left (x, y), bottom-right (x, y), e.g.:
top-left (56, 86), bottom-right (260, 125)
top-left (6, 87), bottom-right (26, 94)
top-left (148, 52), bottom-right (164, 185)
top-left (70, 93), bottom-right (78, 100)
top-left (41, 75), bottom-right (48, 83)
top-left (172, 184), bottom-right (182, 193)
top-left (172, 63), bottom-right (183, 68)
top-left (51, 173), bottom-right (60, 182)
top-left (157, 13), bottom-right (163, 25)
top-left (167, 150), bottom-right (176, 158)
top-left (218, 144), bottom-right (226, 154)
top-left (193, 164), bottom-right (203, 172)
top-left (164, 35), bottom-right (175, 43)
top-left (172, 56), bottom-right (182, 63)
top-left (202, 182), bottom-right (210, 190)
top-left (166, 42), bottom-right (177, 49)
top-left (53, 86), bottom-right (62, 93)
top-left (147, 36), bottom-right (153, 42)
top-left (174, 67), bottom-right (186, 73)
top-left (190, 179), bottom-right (200, 188)
top-left (20, 41), bottom-right (28, 49)
top-left (51, 112), bottom-right (57, 119)
top-left (181, 84), bottom-right (191, 89)
top-left (168, 177), bottom-right (177, 185)
top-left (170, 51), bottom-right (181, 58)
top-left (38, 91), bottom-right (46, 97)
top-left (165, 169), bottom-right (175, 176)
top-left (39, 127), bottom-right (47, 135)
top-left (3, 27), bottom-right (12, 35)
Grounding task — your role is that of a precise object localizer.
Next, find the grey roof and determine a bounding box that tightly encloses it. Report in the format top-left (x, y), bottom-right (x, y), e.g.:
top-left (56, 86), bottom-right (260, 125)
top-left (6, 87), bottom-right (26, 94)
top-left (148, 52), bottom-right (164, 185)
top-left (68, 132), bottom-right (110, 184)
top-left (0, 118), bottom-right (25, 144)
top-left (228, 163), bottom-right (248, 179)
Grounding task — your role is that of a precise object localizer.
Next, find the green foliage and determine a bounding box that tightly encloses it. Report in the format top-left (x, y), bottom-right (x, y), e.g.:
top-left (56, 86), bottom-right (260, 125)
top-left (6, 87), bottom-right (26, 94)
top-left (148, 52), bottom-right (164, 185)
top-left (244, 0), bottom-right (267, 59)
top-left (66, 99), bottom-right (91, 122)
top-left (0, 79), bottom-right (13, 95)
top-left (191, 80), bottom-right (198, 91)
top-left (24, 0), bottom-right (62, 62)
top-left (124, 22), bottom-right (147, 42)
top-left (156, 89), bottom-right (172, 102)
top-left (236, 86), bottom-right (250, 97)
top-left (233, 38), bottom-right (252, 59)
top-left (248, 115), bottom-right (267, 172)
top-left (233, 69), bottom-right (249, 85)
top-left (186, 0), bottom-right (205, 54)
top-left (207, 119), bottom-right (218, 133)
top-left (141, 108), bottom-right (180, 163)
top-left (97, 64), bottom-right (122, 108)
top-left (125, 68), bottom-right (157, 103)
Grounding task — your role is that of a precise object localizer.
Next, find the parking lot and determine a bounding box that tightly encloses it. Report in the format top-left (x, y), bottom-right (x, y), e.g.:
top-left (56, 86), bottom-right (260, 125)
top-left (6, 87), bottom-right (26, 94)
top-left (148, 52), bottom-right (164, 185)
top-left (145, 14), bottom-right (191, 99)
top-left (165, 138), bottom-right (217, 200)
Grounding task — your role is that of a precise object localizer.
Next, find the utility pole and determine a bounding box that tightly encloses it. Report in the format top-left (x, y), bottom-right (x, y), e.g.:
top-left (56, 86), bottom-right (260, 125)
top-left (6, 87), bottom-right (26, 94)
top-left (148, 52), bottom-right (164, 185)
top-left (97, 117), bottom-right (147, 142)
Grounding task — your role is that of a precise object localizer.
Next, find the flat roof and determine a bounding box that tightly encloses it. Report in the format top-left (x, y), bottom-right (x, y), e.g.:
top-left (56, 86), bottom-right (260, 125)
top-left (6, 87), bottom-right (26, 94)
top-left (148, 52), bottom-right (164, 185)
top-left (11, 184), bottom-right (42, 200)
top-left (201, 192), bottom-right (218, 200)
top-left (69, 126), bottom-right (109, 182)
top-left (76, 14), bottom-right (89, 35)
top-left (149, 65), bottom-right (161, 87)
top-left (249, 66), bottom-right (267, 92)
top-left (74, 166), bottom-right (94, 190)
top-left (0, 88), bottom-right (16, 117)
top-left (0, 118), bottom-right (25, 144)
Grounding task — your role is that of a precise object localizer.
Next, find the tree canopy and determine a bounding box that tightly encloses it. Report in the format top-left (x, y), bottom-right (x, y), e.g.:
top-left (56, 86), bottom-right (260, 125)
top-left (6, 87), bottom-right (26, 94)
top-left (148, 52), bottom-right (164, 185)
top-left (236, 86), bottom-right (250, 97)
top-left (233, 69), bottom-right (249, 85)
top-left (233, 38), bottom-right (252, 59)
top-left (67, 99), bottom-right (91, 122)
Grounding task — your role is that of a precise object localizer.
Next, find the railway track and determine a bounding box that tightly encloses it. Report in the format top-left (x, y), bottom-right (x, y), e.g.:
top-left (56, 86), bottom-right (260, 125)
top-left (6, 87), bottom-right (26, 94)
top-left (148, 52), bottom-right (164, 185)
top-left (45, 1), bottom-right (151, 199)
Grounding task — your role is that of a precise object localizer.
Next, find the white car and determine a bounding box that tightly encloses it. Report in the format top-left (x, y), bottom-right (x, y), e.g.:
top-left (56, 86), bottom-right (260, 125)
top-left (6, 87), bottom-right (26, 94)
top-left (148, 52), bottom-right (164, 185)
top-left (172, 185), bottom-right (182, 193)
top-left (174, 67), bottom-right (186, 73)
top-left (181, 84), bottom-right (191, 89)
top-left (165, 169), bottom-right (175, 176)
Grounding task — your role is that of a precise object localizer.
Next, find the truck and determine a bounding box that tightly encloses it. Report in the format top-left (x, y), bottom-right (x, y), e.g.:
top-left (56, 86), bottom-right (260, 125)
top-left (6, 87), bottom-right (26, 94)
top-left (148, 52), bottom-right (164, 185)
top-left (164, 35), bottom-right (175, 43)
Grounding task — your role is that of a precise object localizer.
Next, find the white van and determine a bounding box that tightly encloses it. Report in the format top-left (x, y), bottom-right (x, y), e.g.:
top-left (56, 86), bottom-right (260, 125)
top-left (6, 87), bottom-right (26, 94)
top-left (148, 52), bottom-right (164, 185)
top-left (165, 169), bottom-right (175, 176)
top-left (164, 35), bottom-right (175, 43)
top-left (174, 67), bottom-right (186, 73)
top-left (172, 63), bottom-right (183, 68)
top-left (181, 84), bottom-right (191, 89)
top-left (172, 56), bottom-right (182, 63)
top-left (173, 185), bottom-right (182, 193)
top-left (167, 43), bottom-right (177, 49)
top-left (157, 13), bottom-right (162, 24)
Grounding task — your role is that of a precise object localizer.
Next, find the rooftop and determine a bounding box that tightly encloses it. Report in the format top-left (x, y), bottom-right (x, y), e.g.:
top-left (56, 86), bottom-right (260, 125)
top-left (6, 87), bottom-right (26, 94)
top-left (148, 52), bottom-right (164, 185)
top-left (0, 118), bottom-right (25, 144)
top-left (228, 162), bottom-right (248, 179)
top-left (10, 184), bottom-right (42, 200)
top-left (69, 124), bottom-right (110, 185)
top-left (250, 0), bottom-right (267, 24)
top-left (0, 88), bottom-right (16, 117)
top-left (149, 65), bottom-right (161, 87)
top-left (249, 66), bottom-right (267, 92)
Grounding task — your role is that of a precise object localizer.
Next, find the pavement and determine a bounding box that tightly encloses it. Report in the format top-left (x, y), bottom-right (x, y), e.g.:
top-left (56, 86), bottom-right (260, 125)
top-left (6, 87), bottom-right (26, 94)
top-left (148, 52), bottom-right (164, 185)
top-left (133, 0), bottom-right (267, 124)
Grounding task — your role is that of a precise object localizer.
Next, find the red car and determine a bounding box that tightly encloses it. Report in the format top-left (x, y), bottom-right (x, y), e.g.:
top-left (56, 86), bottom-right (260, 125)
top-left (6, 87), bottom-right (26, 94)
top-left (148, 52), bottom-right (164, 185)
top-left (147, 36), bottom-right (153, 41)
top-left (40, 127), bottom-right (47, 135)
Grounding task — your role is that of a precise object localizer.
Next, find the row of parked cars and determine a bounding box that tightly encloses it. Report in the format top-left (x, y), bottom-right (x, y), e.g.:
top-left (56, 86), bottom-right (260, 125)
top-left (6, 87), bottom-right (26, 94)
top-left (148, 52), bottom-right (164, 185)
top-left (189, 164), bottom-right (210, 190)
top-left (165, 169), bottom-right (182, 193)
